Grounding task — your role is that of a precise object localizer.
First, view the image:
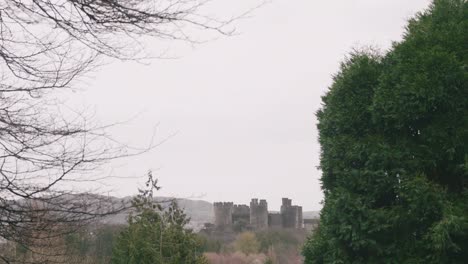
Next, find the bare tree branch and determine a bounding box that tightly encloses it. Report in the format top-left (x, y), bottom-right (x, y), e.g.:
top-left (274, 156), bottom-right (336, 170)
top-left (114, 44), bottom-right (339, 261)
top-left (0, 0), bottom-right (263, 262)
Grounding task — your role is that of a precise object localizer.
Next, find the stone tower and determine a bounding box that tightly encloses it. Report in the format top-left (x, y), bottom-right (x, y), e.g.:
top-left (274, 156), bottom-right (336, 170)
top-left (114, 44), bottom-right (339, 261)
top-left (213, 202), bottom-right (233, 228)
top-left (280, 198), bottom-right (303, 228)
top-left (250, 198), bottom-right (268, 230)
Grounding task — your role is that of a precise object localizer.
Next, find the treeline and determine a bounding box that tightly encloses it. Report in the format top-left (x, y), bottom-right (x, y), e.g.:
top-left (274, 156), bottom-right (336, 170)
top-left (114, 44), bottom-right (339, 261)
top-left (0, 175), bottom-right (207, 264)
top-left (0, 225), bottom-right (122, 264)
top-left (199, 229), bottom-right (307, 264)
top-left (0, 211), bottom-right (308, 264)
top-left (0, 172), bottom-right (311, 264)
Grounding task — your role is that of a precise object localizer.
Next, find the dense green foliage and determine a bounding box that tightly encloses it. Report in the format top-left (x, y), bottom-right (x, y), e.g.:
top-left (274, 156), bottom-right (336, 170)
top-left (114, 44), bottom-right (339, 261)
top-left (303, 0), bottom-right (467, 263)
top-left (65, 225), bottom-right (123, 262)
top-left (111, 201), bottom-right (206, 264)
top-left (256, 229), bottom-right (304, 253)
top-left (111, 175), bottom-right (207, 264)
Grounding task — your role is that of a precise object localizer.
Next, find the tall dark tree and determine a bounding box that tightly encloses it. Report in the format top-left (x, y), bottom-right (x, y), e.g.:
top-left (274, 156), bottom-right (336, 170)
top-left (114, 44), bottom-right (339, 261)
top-left (303, 0), bottom-right (467, 263)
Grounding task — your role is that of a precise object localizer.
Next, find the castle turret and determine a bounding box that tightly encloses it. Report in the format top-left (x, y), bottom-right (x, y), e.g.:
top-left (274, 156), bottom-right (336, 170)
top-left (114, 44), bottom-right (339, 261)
top-left (250, 198), bottom-right (268, 230)
top-left (213, 202), bottom-right (233, 228)
top-left (280, 198), bottom-right (303, 229)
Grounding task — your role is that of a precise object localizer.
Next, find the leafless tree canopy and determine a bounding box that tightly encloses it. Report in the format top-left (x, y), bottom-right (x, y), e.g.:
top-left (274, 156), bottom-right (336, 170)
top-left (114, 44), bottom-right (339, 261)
top-left (0, 0), bottom-right (234, 93)
top-left (0, 0), bottom-right (241, 262)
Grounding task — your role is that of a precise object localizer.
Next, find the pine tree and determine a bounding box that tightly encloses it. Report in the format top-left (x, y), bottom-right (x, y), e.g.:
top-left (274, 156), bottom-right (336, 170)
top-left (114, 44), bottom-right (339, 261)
top-left (111, 172), bottom-right (207, 264)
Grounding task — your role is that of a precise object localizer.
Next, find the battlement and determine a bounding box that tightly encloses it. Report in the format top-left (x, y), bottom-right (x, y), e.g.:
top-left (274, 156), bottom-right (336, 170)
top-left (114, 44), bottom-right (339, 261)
top-left (213, 202), bottom-right (234, 208)
top-left (250, 198), bottom-right (268, 229)
top-left (213, 197), bottom-right (303, 230)
top-left (250, 198), bottom-right (267, 207)
top-left (280, 198), bottom-right (303, 228)
top-left (213, 202), bottom-right (234, 228)
top-left (233, 204), bottom-right (250, 215)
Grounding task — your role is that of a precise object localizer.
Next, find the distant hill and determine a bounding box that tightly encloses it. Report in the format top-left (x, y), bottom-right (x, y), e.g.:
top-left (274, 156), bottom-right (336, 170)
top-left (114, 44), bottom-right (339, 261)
top-left (69, 195), bottom-right (318, 230)
top-left (303, 211), bottom-right (320, 219)
top-left (100, 196), bottom-right (214, 231)
top-left (269, 210), bottom-right (320, 220)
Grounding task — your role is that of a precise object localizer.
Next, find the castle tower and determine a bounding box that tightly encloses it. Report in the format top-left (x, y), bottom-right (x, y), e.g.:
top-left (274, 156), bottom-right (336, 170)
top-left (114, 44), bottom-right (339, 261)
top-left (280, 198), bottom-right (303, 228)
top-left (281, 198), bottom-right (292, 208)
top-left (250, 198), bottom-right (268, 230)
top-left (213, 202), bottom-right (233, 228)
top-left (297, 206), bottom-right (303, 228)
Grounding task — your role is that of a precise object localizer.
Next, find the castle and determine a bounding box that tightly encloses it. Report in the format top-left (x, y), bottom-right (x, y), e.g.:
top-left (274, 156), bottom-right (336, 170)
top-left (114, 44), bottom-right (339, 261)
top-left (213, 198), bottom-right (303, 230)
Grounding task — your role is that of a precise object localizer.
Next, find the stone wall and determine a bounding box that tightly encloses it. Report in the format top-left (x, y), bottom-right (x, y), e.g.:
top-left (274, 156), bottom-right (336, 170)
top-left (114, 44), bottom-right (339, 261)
top-left (268, 213), bottom-right (283, 228)
top-left (232, 204), bottom-right (250, 223)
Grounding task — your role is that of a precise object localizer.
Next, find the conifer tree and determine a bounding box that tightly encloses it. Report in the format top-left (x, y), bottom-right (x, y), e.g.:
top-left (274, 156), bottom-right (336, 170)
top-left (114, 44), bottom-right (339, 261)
top-left (111, 172), bottom-right (207, 264)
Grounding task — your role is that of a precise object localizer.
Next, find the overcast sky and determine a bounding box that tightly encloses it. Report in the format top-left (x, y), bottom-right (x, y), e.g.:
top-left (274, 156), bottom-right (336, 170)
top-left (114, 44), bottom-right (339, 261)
top-left (70, 0), bottom-right (432, 211)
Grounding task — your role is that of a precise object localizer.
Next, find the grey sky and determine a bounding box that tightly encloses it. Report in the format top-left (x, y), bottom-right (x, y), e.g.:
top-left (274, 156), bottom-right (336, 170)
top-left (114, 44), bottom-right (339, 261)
top-left (70, 0), bottom-right (431, 211)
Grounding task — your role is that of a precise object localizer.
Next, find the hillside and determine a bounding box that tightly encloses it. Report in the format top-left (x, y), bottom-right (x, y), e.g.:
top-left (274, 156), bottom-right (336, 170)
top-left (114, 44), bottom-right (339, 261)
top-left (100, 196), bottom-right (214, 230)
top-left (96, 196), bottom-right (319, 230)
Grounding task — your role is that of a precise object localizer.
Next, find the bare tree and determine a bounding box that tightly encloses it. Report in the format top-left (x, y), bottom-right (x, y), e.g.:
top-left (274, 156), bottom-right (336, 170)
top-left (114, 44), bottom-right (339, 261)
top-left (0, 0), bottom-right (240, 93)
top-left (0, 0), bottom-right (254, 262)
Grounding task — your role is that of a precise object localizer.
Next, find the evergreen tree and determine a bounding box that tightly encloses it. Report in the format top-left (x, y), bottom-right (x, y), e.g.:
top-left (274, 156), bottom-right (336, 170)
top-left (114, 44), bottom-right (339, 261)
top-left (303, 0), bottom-right (467, 263)
top-left (111, 172), bottom-right (207, 264)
